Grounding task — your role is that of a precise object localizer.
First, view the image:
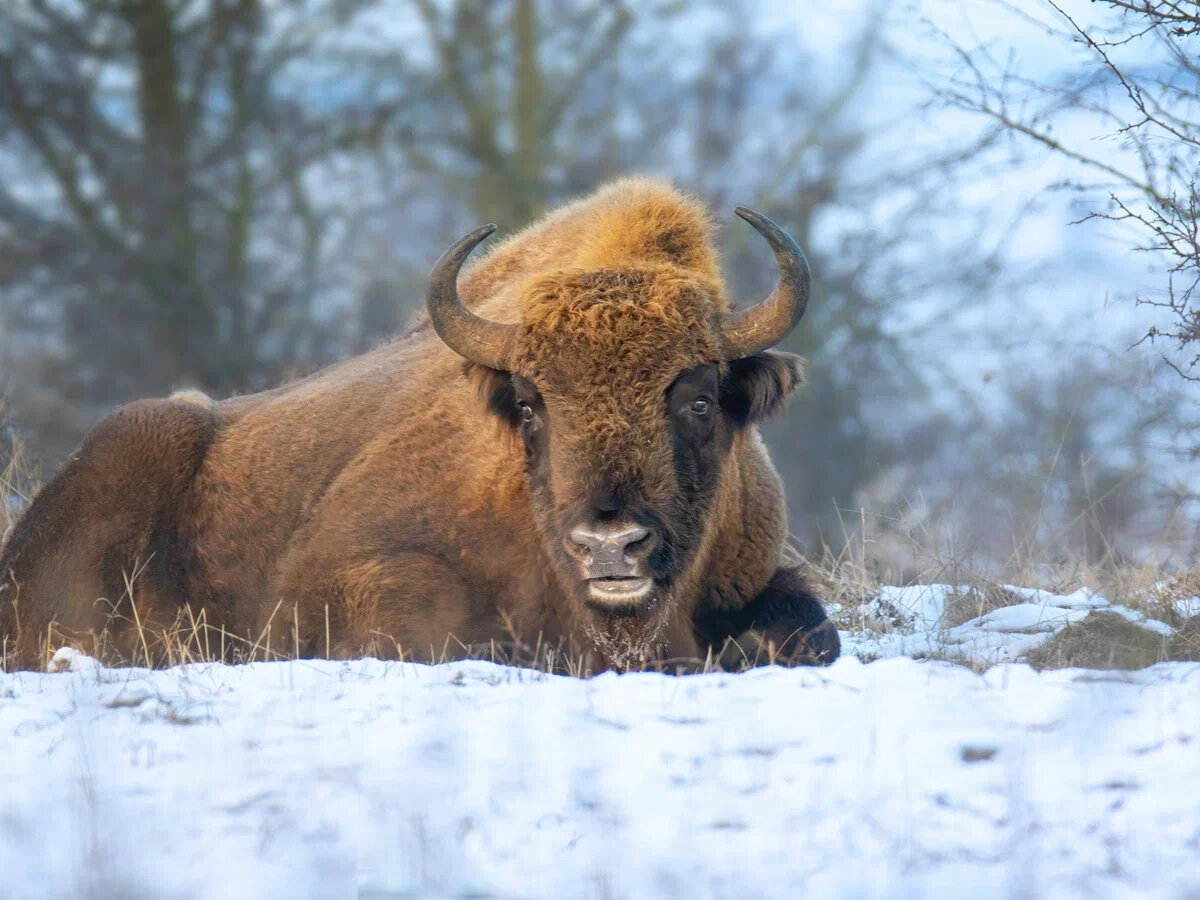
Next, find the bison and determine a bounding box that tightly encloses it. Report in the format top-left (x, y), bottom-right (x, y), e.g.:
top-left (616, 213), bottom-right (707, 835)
top-left (0, 179), bottom-right (838, 672)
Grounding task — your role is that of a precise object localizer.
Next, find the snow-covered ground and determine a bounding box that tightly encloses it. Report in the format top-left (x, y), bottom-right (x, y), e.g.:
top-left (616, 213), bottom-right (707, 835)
top-left (837, 583), bottom-right (1199, 666)
top-left (3, 619), bottom-right (1200, 899)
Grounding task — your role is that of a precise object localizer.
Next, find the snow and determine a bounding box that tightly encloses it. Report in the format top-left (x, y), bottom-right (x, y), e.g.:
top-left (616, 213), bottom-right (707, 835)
top-left (3, 588), bottom-right (1200, 898)
top-left (1008, 586), bottom-right (1111, 611)
top-left (1171, 593), bottom-right (1200, 621)
top-left (1104, 606), bottom-right (1178, 637)
top-left (950, 602), bottom-right (1089, 634)
top-left (838, 583), bottom-right (1186, 667)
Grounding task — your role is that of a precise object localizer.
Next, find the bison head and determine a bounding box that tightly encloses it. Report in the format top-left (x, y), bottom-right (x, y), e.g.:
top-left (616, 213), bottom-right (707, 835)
top-left (427, 208), bottom-right (809, 643)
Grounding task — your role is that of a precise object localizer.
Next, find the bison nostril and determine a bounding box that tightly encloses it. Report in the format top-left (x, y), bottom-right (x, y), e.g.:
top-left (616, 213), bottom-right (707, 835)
top-left (619, 526), bottom-right (651, 559)
top-left (626, 539), bottom-right (649, 563)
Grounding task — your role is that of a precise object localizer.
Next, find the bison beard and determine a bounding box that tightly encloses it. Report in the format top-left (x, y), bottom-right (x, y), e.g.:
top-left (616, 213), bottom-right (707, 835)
top-left (0, 178), bottom-right (838, 673)
top-left (584, 600), bottom-right (671, 671)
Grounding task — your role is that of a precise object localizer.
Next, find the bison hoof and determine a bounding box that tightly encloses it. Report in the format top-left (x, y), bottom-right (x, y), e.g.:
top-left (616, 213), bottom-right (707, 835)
top-left (719, 619), bottom-right (840, 669)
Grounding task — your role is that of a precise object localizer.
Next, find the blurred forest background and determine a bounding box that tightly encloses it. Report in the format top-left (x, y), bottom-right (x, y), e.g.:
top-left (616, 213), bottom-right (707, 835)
top-left (0, 0), bottom-right (1196, 582)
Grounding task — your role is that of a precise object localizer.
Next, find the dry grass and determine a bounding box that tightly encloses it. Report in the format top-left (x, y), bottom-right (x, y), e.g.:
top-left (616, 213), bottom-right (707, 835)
top-left (1, 416), bottom-right (37, 550)
top-left (1026, 612), bottom-right (1174, 671)
top-left (12, 561), bottom-right (751, 676)
top-left (941, 584), bottom-right (1024, 629)
top-left (1143, 567), bottom-right (1200, 626)
top-left (1024, 593), bottom-right (1200, 670)
top-left (1170, 615), bottom-right (1200, 661)
top-left (25, 590), bottom-right (835, 677)
top-left (802, 494), bottom-right (1200, 672)
top-left (8, 556), bottom-right (1198, 677)
top-left (27, 593), bottom-right (607, 677)
top-left (27, 608), bottom-right (795, 678)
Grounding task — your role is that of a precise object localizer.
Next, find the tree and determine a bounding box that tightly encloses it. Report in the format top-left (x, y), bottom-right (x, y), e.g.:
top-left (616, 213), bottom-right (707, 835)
top-left (6, 0), bottom-right (1135, 567)
top-left (0, 0), bottom-right (388, 455)
top-left (938, 0), bottom-right (1200, 381)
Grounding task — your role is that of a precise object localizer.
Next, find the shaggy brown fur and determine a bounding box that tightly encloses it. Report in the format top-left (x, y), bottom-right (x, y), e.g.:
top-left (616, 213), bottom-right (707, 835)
top-left (0, 178), bottom-right (838, 672)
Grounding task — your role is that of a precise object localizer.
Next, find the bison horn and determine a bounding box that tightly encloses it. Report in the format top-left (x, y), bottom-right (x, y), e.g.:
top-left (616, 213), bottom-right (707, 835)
top-left (426, 223), bottom-right (521, 371)
top-left (721, 207), bottom-right (812, 358)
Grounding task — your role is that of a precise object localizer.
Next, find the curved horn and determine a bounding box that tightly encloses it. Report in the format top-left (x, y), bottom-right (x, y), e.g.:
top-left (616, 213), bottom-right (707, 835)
top-left (426, 223), bottom-right (521, 370)
top-left (721, 207), bottom-right (812, 358)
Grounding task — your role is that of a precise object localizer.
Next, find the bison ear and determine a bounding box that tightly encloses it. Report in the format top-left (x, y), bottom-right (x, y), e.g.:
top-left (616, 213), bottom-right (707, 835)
top-left (466, 363), bottom-right (521, 427)
top-left (720, 351), bottom-right (805, 427)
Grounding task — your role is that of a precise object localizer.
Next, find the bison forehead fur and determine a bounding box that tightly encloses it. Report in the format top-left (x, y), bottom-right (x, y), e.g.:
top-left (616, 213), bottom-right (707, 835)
top-left (518, 268), bottom-right (723, 386)
top-left (0, 177), bottom-right (839, 673)
top-left (516, 269), bottom-right (722, 480)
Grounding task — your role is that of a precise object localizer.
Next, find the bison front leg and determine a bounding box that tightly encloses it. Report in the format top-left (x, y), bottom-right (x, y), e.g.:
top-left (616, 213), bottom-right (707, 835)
top-left (695, 566), bottom-right (840, 669)
top-left (276, 547), bottom-right (482, 663)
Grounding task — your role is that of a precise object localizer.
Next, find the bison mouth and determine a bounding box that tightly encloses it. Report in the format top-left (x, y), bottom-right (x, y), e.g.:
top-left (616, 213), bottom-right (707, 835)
top-left (584, 576), bottom-right (656, 615)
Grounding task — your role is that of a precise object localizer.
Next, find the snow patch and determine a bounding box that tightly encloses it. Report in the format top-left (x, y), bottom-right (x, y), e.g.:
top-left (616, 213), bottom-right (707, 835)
top-left (1, 655), bottom-right (1199, 897)
top-left (1104, 605), bottom-right (1176, 636)
top-left (7, 583), bottom-right (1200, 896)
top-left (841, 583), bottom-right (1178, 665)
top-left (949, 602), bottom-right (1089, 634)
top-left (1174, 594), bottom-right (1200, 620)
top-left (46, 645), bottom-right (102, 677)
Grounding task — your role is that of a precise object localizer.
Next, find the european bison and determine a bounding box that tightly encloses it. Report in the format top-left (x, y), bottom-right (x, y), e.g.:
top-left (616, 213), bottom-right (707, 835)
top-left (0, 179), bottom-right (838, 672)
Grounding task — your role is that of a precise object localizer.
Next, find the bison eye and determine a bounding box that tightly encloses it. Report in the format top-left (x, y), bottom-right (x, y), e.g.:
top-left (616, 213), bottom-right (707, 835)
top-left (518, 401), bottom-right (534, 424)
top-left (689, 398), bottom-right (711, 416)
